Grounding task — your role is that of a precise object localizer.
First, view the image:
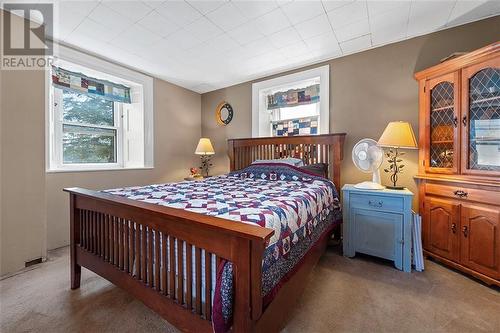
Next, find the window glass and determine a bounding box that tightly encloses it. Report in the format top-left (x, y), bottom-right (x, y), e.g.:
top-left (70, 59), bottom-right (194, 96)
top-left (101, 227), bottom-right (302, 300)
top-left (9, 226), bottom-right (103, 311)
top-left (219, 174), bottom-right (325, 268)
top-left (62, 124), bottom-right (117, 164)
top-left (62, 90), bottom-right (114, 126)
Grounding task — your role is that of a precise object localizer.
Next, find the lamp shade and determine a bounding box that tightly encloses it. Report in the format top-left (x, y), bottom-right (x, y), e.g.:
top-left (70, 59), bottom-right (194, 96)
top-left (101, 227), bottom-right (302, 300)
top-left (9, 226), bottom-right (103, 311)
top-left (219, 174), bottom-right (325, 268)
top-left (195, 138), bottom-right (215, 155)
top-left (378, 121), bottom-right (418, 149)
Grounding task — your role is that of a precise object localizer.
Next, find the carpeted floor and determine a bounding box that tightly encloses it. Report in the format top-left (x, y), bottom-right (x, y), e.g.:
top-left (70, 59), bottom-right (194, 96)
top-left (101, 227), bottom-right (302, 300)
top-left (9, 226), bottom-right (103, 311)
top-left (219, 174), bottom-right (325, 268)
top-left (1, 245), bottom-right (499, 333)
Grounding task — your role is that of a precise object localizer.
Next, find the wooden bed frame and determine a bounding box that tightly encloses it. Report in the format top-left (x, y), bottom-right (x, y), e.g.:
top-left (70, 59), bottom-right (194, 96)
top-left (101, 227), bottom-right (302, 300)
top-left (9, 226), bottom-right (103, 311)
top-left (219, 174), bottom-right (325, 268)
top-left (65, 133), bottom-right (346, 333)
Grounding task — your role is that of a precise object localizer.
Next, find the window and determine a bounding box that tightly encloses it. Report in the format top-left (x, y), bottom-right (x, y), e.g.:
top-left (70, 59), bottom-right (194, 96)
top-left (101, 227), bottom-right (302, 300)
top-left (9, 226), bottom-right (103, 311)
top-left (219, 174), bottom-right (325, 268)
top-left (47, 46), bottom-right (153, 172)
top-left (252, 66), bottom-right (329, 137)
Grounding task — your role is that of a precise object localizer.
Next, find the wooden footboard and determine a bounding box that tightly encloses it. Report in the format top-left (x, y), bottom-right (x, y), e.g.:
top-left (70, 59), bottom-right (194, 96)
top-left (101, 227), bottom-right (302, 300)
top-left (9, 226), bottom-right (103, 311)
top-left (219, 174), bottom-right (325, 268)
top-left (65, 188), bottom-right (274, 332)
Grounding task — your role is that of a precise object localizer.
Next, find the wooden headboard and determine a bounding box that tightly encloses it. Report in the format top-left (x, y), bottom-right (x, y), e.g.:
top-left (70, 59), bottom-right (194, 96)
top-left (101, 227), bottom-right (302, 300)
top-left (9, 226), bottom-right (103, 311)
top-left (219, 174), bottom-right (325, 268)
top-left (227, 133), bottom-right (346, 191)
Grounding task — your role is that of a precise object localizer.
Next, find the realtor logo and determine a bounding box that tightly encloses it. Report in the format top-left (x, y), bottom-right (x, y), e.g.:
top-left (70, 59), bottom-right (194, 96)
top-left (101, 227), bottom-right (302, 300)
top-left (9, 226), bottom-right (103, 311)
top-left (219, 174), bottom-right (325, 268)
top-left (1, 3), bottom-right (54, 69)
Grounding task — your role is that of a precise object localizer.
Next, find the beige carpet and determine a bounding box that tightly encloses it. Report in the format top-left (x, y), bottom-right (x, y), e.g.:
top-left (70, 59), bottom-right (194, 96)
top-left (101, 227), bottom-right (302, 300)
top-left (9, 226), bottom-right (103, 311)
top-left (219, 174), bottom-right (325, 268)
top-left (1, 245), bottom-right (499, 333)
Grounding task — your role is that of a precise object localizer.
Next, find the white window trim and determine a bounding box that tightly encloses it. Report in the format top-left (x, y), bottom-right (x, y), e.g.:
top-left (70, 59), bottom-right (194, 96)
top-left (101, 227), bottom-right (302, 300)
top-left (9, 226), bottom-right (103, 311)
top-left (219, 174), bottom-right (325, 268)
top-left (45, 45), bottom-right (154, 172)
top-left (251, 65), bottom-right (330, 137)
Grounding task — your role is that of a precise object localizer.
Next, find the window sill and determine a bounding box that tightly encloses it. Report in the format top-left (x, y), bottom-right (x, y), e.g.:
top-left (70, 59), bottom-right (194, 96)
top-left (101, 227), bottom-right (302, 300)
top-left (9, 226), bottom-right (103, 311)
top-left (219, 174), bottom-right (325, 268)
top-left (46, 166), bottom-right (154, 174)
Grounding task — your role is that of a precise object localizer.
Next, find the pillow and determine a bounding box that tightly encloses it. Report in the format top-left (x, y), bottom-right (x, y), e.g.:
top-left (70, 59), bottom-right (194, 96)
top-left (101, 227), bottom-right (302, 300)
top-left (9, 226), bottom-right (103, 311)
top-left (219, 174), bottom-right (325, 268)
top-left (300, 163), bottom-right (328, 178)
top-left (252, 158), bottom-right (304, 167)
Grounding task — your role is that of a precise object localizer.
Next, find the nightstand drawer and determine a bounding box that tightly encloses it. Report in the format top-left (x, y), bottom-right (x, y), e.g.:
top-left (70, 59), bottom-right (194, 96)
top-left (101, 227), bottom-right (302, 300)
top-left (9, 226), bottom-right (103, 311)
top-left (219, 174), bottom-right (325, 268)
top-left (350, 193), bottom-right (404, 212)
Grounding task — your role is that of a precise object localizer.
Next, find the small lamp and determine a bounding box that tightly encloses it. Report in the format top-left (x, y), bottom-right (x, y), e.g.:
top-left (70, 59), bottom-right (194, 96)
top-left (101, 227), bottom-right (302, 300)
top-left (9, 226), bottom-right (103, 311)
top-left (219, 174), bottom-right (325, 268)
top-left (378, 121), bottom-right (418, 190)
top-left (195, 138), bottom-right (215, 177)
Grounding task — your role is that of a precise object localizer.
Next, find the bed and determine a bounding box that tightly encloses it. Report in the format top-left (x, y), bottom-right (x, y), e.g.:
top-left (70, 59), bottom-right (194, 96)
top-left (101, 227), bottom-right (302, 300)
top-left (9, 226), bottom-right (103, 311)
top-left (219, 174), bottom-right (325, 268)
top-left (65, 133), bottom-right (346, 332)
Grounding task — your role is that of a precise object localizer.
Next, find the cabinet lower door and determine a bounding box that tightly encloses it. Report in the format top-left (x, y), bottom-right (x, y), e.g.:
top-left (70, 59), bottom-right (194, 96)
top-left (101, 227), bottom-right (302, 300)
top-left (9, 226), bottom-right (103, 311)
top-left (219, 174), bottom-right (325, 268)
top-left (424, 197), bottom-right (460, 261)
top-left (351, 208), bottom-right (403, 269)
top-left (460, 204), bottom-right (500, 279)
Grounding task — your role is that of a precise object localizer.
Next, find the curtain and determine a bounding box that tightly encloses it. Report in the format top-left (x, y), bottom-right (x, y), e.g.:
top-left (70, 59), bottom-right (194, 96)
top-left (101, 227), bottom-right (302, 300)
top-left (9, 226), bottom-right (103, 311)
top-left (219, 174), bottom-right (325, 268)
top-left (51, 66), bottom-right (131, 104)
top-left (267, 84), bottom-right (319, 110)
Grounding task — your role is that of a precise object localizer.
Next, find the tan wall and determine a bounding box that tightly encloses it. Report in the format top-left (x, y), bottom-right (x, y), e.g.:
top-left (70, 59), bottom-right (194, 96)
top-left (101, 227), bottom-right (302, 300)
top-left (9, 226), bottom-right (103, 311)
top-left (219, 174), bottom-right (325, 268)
top-left (1, 68), bottom-right (48, 276)
top-left (0, 11), bottom-right (201, 275)
top-left (201, 16), bottom-right (500, 210)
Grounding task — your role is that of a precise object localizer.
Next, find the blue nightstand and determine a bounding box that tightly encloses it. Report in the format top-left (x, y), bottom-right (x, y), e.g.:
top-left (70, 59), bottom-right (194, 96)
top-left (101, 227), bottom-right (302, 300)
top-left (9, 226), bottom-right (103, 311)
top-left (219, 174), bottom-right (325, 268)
top-left (342, 184), bottom-right (414, 272)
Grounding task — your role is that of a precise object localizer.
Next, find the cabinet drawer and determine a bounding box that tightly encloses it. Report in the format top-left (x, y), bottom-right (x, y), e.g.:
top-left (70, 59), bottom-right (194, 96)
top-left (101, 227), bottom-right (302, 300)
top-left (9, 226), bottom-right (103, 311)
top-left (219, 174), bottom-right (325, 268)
top-left (350, 193), bottom-right (404, 212)
top-left (425, 183), bottom-right (500, 206)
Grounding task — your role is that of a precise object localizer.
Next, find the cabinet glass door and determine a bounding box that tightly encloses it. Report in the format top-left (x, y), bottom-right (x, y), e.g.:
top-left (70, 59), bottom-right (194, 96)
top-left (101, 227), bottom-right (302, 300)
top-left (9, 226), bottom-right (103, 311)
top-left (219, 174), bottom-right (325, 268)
top-left (426, 73), bottom-right (459, 173)
top-left (462, 59), bottom-right (500, 175)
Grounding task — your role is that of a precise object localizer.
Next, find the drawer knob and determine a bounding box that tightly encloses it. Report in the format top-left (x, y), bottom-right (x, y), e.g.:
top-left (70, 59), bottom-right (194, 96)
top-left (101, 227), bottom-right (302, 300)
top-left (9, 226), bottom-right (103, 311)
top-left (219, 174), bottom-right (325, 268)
top-left (462, 225), bottom-right (468, 238)
top-left (451, 223), bottom-right (457, 234)
top-left (368, 200), bottom-right (383, 208)
top-left (453, 190), bottom-right (468, 198)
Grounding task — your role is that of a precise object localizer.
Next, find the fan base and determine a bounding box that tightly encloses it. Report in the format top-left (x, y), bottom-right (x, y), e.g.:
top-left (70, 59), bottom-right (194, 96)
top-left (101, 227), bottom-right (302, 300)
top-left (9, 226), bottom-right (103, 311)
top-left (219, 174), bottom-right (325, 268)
top-left (385, 185), bottom-right (406, 190)
top-left (354, 181), bottom-right (385, 190)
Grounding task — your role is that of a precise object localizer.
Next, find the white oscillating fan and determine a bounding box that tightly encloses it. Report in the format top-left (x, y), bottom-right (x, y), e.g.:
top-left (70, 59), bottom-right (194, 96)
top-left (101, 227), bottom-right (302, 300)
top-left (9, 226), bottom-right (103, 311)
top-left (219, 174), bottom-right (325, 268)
top-left (352, 138), bottom-right (385, 190)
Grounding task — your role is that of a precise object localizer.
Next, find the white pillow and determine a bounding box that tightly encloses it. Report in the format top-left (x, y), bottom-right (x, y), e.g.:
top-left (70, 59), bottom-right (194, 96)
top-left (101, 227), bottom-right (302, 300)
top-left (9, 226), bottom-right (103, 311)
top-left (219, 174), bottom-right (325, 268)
top-left (252, 158), bottom-right (304, 167)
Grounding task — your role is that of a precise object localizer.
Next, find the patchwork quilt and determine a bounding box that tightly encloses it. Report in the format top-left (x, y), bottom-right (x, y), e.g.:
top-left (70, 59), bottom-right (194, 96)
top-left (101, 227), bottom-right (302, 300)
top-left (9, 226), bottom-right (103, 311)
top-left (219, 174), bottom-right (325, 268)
top-left (104, 163), bottom-right (341, 332)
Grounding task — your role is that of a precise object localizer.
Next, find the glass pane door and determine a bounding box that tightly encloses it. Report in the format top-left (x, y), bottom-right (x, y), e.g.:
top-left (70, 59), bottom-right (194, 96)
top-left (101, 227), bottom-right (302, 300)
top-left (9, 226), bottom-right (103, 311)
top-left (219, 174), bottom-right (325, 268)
top-left (467, 67), bottom-right (500, 172)
top-left (429, 81), bottom-right (457, 171)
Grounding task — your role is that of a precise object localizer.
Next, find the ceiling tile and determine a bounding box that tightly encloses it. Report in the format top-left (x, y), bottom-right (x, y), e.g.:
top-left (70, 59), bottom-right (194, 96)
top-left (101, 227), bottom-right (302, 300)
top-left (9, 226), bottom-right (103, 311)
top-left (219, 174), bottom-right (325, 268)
top-left (185, 16), bottom-right (224, 41)
top-left (111, 24), bottom-right (163, 56)
top-left (447, 0), bottom-right (500, 26)
top-left (164, 29), bottom-right (202, 50)
top-left (367, 1), bottom-right (409, 17)
top-left (206, 2), bottom-right (248, 31)
top-left (156, 1), bottom-right (202, 26)
top-left (58, 1), bottom-right (100, 17)
top-left (142, 1), bottom-right (166, 9)
top-left (321, 0), bottom-right (354, 13)
top-left (208, 34), bottom-right (240, 53)
top-left (407, 1), bottom-right (455, 37)
top-left (369, 4), bottom-right (410, 33)
top-left (254, 8), bottom-right (291, 35)
top-left (339, 33), bottom-right (371, 54)
top-left (244, 37), bottom-right (276, 57)
top-left (280, 40), bottom-right (310, 58)
top-left (334, 18), bottom-right (369, 42)
top-left (327, 0), bottom-right (367, 29)
top-left (187, 0), bottom-right (227, 14)
top-left (305, 31), bottom-right (340, 52)
top-left (268, 26), bottom-right (301, 48)
top-left (137, 10), bottom-right (180, 37)
top-left (70, 18), bottom-right (122, 43)
top-left (280, 0), bottom-right (326, 25)
top-left (371, 26), bottom-right (406, 46)
top-left (294, 13), bottom-right (332, 40)
top-left (228, 21), bottom-right (265, 46)
top-left (101, 1), bottom-right (153, 22)
top-left (232, 0), bottom-right (279, 19)
top-left (87, 3), bottom-right (134, 32)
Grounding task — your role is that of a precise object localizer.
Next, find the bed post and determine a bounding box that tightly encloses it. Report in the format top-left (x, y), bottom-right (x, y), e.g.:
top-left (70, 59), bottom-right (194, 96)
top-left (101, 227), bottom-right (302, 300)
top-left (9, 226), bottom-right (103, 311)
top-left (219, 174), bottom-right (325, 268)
top-left (330, 134), bottom-right (345, 193)
top-left (232, 238), bottom-right (253, 332)
top-left (69, 193), bottom-right (81, 289)
top-left (228, 139), bottom-right (235, 171)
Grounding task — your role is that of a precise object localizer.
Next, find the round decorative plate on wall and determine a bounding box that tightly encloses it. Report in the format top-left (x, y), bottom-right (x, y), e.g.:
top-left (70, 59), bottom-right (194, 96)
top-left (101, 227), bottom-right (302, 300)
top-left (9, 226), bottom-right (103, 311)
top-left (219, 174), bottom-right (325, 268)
top-left (216, 101), bottom-right (233, 126)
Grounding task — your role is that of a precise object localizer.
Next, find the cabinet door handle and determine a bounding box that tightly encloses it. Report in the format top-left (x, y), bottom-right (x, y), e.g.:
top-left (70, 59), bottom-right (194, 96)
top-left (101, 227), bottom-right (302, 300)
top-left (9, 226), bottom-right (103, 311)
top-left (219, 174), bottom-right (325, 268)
top-left (462, 226), bottom-right (468, 238)
top-left (453, 190), bottom-right (468, 198)
top-left (453, 116), bottom-right (458, 128)
top-left (368, 200), bottom-right (383, 208)
top-left (451, 223), bottom-right (457, 234)
top-left (462, 115), bottom-right (467, 127)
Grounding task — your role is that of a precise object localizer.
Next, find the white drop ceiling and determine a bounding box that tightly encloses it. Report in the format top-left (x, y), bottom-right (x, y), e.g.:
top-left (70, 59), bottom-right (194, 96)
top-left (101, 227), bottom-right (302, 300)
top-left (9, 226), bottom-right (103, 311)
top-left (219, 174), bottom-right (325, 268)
top-left (5, 0), bottom-right (500, 93)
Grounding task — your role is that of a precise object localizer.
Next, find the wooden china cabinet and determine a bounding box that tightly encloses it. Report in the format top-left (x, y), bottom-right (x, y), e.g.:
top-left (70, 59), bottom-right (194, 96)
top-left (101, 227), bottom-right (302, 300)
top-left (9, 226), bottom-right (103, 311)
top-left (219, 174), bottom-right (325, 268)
top-left (415, 42), bottom-right (500, 286)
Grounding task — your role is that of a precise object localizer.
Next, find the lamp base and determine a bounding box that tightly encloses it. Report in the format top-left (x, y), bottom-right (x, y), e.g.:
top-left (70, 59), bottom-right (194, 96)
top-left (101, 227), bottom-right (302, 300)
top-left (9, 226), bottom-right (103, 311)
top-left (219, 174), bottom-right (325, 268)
top-left (385, 185), bottom-right (406, 190)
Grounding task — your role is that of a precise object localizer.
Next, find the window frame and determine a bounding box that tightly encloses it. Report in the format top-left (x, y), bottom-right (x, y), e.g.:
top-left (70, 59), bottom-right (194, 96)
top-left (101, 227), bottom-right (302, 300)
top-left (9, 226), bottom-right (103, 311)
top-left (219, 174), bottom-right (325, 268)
top-left (251, 65), bottom-right (329, 137)
top-left (45, 44), bottom-right (154, 173)
top-left (52, 88), bottom-right (124, 170)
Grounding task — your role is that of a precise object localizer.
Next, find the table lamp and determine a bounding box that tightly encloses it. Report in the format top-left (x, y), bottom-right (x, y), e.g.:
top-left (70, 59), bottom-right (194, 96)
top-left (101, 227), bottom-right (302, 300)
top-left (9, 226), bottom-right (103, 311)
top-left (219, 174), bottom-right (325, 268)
top-left (378, 121), bottom-right (418, 189)
top-left (195, 138), bottom-right (215, 177)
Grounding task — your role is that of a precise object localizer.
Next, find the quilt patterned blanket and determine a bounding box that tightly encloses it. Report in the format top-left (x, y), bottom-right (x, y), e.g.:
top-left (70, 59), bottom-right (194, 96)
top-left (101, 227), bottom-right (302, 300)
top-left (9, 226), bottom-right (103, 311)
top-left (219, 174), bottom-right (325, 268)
top-left (104, 163), bottom-right (341, 332)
